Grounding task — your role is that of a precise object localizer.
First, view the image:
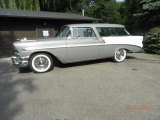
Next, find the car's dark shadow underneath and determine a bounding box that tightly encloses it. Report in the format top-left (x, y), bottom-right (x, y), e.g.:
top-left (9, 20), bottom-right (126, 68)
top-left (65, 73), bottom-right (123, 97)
top-left (18, 67), bottom-right (32, 73)
top-left (126, 56), bottom-right (136, 60)
top-left (56, 58), bottom-right (113, 68)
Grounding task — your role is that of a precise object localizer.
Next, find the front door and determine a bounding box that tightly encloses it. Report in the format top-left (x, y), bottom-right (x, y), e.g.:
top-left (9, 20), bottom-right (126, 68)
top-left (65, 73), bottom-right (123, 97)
top-left (66, 27), bottom-right (104, 63)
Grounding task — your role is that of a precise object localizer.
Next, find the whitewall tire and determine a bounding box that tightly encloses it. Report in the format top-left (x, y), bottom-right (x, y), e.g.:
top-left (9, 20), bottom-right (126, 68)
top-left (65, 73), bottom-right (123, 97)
top-left (113, 48), bottom-right (127, 62)
top-left (29, 53), bottom-right (53, 73)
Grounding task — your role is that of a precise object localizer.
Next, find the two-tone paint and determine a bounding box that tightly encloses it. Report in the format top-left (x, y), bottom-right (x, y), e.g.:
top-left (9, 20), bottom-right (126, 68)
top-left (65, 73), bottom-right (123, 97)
top-left (11, 23), bottom-right (143, 68)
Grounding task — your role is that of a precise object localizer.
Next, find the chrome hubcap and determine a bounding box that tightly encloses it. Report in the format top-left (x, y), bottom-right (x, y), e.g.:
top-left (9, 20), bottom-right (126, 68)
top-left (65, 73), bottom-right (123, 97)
top-left (115, 49), bottom-right (126, 61)
top-left (34, 56), bottom-right (49, 70)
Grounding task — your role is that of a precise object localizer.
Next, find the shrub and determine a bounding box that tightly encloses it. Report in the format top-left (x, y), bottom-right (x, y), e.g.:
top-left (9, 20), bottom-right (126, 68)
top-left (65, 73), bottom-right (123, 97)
top-left (143, 32), bottom-right (160, 54)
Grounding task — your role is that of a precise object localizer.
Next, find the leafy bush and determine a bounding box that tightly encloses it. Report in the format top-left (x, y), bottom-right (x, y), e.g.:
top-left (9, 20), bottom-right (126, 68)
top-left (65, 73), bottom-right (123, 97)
top-left (143, 32), bottom-right (160, 54)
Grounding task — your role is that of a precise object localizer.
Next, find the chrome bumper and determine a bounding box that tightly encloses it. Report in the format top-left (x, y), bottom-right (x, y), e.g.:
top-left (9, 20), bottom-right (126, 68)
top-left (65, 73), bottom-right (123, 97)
top-left (11, 53), bottom-right (29, 67)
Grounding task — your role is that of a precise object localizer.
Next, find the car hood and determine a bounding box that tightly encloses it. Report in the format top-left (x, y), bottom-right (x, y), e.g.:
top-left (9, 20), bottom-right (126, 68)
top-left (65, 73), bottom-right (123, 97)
top-left (13, 37), bottom-right (66, 52)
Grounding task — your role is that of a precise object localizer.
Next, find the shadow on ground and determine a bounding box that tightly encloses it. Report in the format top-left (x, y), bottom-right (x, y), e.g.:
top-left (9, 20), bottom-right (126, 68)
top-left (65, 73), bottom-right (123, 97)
top-left (56, 58), bottom-right (112, 68)
top-left (126, 56), bottom-right (135, 59)
top-left (126, 55), bottom-right (160, 63)
top-left (0, 61), bottom-right (36, 120)
top-left (58, 55), bottom-right (140, 68)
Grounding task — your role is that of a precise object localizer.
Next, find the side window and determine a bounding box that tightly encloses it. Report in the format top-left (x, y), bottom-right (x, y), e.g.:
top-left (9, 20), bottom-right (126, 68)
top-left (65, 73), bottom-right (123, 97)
top-left (114, 28), bottom-right (129, 36)
top-left (107, 28), bottom-right (117, 36)
top-left (73, 27), bottom-right (96, 39)
top-left (96, 27), bottom-right (118, 36)
top-left (97, 27), bottom-right (129, 37)
top-left (96, 27), bottom-right (111, 36)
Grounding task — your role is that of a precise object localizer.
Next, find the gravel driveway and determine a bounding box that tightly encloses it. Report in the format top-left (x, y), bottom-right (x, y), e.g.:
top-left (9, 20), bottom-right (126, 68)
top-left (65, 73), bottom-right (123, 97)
top-left (0, 53), bottom-right (160, 120)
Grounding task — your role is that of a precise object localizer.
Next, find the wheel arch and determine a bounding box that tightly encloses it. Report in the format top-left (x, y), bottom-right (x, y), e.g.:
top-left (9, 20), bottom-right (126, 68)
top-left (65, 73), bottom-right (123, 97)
top-left (123, 48), bottom-right (132, 53)
top-left (29, 51), bottom-right (62, 64)
top-left (116, 45), bottom-right (142, 53)
top-left (114, 47), bottom-right (133, 53)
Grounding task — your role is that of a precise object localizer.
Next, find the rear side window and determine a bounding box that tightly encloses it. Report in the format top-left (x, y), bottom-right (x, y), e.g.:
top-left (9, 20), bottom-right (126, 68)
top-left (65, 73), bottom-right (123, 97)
top-left (115, 28), bottom-right (129, 36)
top-left (108, 28), bottom-right (117, 36)
top-left (96, 27), bottom-right (129, 37)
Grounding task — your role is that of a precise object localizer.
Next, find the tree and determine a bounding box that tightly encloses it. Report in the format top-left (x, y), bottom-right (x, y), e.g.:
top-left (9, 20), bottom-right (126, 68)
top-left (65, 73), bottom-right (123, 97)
top-left (0, 0), bottom-right (11, 8)
top-left (140, 0), bottom-right (160, 11)
top-left (39, 0), bottom-right (56, 11)
top-left (92, 0), bottom-right (122, 23)
top-left (65, 0), bottom-right (122, 23)
top-left (0, 0), bottom-right (40, 10)
top-left (124, 0), bottom-right (160, 34)
top-left (0, 0), bottom-right (123, 23)
top-left (135, 0), bottom-right (160, 30)
top-left (123, 0), bottom-right (141, 34)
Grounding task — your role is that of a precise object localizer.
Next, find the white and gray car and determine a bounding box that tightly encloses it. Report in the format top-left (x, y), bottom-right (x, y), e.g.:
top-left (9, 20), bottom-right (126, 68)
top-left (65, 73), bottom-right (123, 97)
top-left (11, 23), bottom-right (143, 73)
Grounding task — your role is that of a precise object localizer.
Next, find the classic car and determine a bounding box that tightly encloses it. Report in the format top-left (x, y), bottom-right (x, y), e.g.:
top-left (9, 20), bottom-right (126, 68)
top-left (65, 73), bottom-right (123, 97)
top-left (11, 23), bottom-right (143, 73)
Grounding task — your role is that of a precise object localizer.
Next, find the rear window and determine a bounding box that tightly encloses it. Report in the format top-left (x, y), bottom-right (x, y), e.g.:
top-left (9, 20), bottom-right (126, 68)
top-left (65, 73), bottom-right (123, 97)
top-left (96, 27), bottom-right (129, 37)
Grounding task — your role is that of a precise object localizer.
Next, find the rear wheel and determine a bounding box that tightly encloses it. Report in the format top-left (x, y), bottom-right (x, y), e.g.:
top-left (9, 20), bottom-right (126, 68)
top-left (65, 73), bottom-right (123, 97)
top-left (29, 53), bottom-right (53, 73)
top-left (113, 48), bottom-right (127, 62)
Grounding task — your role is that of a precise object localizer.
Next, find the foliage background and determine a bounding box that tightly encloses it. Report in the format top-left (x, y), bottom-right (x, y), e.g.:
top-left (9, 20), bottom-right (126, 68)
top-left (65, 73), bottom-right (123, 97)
top-left (0, 0), bottom-right (159, 32)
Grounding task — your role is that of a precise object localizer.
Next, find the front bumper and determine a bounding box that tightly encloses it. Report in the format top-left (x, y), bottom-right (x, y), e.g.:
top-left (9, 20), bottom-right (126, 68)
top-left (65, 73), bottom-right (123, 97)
top-left (11, 53), bottom-right (29, 67)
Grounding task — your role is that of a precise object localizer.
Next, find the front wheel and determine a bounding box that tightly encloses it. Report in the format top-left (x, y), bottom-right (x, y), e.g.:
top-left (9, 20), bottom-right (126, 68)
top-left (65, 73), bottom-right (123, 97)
top-left (29, 53), bottom-right (53, 73)
top-left (113, 48), bottom-right (127, 62)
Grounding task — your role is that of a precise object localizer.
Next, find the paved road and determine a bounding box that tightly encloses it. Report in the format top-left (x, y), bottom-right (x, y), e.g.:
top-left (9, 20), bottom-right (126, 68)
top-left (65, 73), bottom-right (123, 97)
top-left (0, 53), bottom-right (160, 120)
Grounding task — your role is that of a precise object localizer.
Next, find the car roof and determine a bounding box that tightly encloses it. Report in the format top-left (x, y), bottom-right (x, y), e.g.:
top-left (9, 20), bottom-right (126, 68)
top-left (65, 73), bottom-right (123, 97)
top-left (66, 23), bottom-right (125, 28)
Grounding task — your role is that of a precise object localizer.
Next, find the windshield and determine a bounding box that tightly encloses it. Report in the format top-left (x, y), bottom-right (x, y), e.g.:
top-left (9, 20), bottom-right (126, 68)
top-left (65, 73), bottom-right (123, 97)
top-left (56, 26), bottom-right (71, 37)
top-left (96, 27), bottom-right (130, 37)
